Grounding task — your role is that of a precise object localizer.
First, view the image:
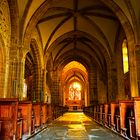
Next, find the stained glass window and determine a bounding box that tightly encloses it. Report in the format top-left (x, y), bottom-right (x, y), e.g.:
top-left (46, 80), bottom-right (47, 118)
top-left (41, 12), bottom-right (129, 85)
top-left (68, 82), bottom-right (81, 100)
top-left (122, 39), bottom-right (129, 74)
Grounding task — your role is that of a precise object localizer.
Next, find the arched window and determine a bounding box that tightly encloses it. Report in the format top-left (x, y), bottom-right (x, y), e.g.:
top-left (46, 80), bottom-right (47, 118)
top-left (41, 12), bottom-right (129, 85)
top-left (68, 82), bottom-right (81, 100)
top-left (122, 39), bottom-right (129, 74)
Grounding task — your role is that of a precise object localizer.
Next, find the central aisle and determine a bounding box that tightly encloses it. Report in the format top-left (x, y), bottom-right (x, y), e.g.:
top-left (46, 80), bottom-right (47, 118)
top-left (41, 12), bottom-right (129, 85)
top-left (29, 112), bottom-right (123, 140)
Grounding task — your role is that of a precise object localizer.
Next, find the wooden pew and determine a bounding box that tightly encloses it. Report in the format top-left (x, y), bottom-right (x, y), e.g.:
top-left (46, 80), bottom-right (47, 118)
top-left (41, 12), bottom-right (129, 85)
top-left (94, 105), bottom-right (98, 121)
top-left (41, 103), bottom-right (47, 125)
top-left (119, 100), bottom-right (134, 138)
top-left (33, 103), bottom-right (42, 129)
top-left (47, 104), bottom-right (52, 122)
top-left (107, 104), bottom-right (111, 128)
top-left (93, 105), bottom-right (96, 120)
top-left (115, 108), bottom-right (120, 133)
top-left (104, 103), bottom-right (109, 126)
top-left (16, 109), bottom-right (23, 140)
top-left (97, 105), bottom-right (100, 122)
top-left (89, 106), bottom-right (94, 118)
top-left (0, 121), bottom-right (1, 133)
top-left (99, 104), bottom-right (104, 124)
top-left (18, 101), bottom-right (33, 137)
top-left (110, 102), bottom-right (119, 131)
top-left (133, 97), bottom-right (140, 139)
top-left (0, 98), bottom-right (18, 140)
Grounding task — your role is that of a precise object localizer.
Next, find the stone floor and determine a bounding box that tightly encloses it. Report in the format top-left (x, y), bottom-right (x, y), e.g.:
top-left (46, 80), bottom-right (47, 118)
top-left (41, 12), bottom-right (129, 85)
top-left (29, 112), bottom-right (124, 140)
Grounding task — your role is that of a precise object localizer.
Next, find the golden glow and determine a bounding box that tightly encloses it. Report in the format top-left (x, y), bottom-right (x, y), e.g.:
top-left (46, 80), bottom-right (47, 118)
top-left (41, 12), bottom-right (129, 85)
top-left (72, 82), bottom-right (81, 90)
top-left (58, 112), bottom-right (91, 122)
top-left (69, 82), bottom-right (81, 100)
top-left (58, 112), bottom-right (92, 130)
top-left (63, 61), bottom-right (87, 74)
top-left (122, 39), bottom-right (129, 74)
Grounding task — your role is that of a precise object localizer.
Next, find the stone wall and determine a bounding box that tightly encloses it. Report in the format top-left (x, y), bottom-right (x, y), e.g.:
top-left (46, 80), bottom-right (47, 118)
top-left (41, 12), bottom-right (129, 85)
top-left (0, 0), bottom-right (11, 97)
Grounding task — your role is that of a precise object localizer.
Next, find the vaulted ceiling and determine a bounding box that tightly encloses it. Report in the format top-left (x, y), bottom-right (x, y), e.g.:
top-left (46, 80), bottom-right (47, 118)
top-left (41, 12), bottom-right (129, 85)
top-left (20, 0), bottom-right (140, 82)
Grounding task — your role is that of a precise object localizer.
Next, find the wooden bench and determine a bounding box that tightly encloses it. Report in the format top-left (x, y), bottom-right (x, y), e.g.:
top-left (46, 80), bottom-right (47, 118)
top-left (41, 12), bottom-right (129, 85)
top-left (110, 102), bottom-right (119, 131)
top-left (99, 104), bottom-right (104, 124)
top-left (133, 97), bottom-right (140, 139)
top-left (119, 100), bottom-right (134, 138)
top-left (0, 98), bottom-right (19, 140)
top-left (17, 109), bottom-right (23, 140)
top-left (18, 101), bottom-right (33, 137)
top-left (41, 103), bottom-right (47, 125)
top-left (104, 103), bottom-right (109, 126)
top-left (47, 104), bottom-right (52, 122)
top-left (107, 104), bottom-right (111, 128)
top-left (33, 103), bottom-right (42, 129)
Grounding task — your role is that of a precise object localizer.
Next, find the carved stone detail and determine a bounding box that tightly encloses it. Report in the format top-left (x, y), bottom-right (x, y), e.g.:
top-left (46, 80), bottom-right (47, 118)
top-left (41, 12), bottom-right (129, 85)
top-left (0, 0), bottom-right (11, 46)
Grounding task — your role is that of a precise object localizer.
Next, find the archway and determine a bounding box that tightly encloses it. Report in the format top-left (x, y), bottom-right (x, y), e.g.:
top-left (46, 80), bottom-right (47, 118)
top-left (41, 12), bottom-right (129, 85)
top-left (61, 61), bottom-right (88, 111)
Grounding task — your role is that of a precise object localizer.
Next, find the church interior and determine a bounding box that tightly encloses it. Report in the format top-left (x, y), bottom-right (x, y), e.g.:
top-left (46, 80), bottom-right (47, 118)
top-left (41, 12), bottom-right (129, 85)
top-left (0, 0), bottom-right (140, 139)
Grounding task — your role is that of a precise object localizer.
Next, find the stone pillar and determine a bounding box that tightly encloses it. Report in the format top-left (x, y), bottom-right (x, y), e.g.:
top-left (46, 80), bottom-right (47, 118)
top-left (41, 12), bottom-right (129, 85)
top-left (3, 57), bottom-right (10, 98)
top-left (111, 58), bottom-right (118, 101)
top-left (97, 70), bottom-right (107, 104)
top-left (116, 48), bottom-right (126, 100)
top-left (128, 43), bottom-right (139, 97)
top-left (17, 60), bottom-right (25, 100)
top-left (88, 67), bottom-right (98, 105)
top-left (16, 46), bottom-right (30, 100)
top-left (33, 65), bottom-right (42, 102)
top-left (136, 45), bottom-right (140, 96)
top-left (51, 70), bottom-right (59, 105)
top-left (8, 46), bottom-right (18, 98)
top-left (58, 71), bottom-right (63, 106)
top-left (107, 64), bottom-right (112, 103)
top-left (41, 69), bottom-right (46, 102)
top-left (43, 69), bottom-right (51, 103)
top-left (8, 52), bottom-right (25, 99)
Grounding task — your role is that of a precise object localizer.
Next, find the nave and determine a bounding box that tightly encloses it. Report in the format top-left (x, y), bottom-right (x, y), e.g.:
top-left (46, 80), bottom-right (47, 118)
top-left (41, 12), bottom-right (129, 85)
top-left (29, 112), bottom-right (123, 140)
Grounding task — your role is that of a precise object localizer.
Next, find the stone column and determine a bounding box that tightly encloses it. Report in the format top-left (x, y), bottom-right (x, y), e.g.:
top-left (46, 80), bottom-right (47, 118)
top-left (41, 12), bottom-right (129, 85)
top-left (107, 64), bottom-right (112, 103)
top-left (8, 46), bottom-right (18, 98)
top-left (16, 46), bottom-right (29, 100)
top-left (128, 43), bottom-right (139, 97)
top-left (51, 70), bottom-right (59, 105)
top-left (43, 69), bottom-right (51, 103)
top-left (3, 57), bottom-right (10, 98)
top-left (136, 45), bottom-right (140, 96)
top-left (17, 60), bottom-right (25, 100)
top-left (41, 69), bottom-right (45, 102)
top-left (111, 57), bottom-right (118, 101)
top-left (116, 48), bottom-right (126, 100)
top-left (33, 65), bottom-right (42, 102)
top-left (97, 70), bottom-right (107, 104)
top-left (88, 67), bottom-right (98, 105)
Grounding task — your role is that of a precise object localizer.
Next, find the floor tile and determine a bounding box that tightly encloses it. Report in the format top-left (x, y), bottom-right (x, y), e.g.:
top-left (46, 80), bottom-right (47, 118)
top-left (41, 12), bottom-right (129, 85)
top-left (29, 112), bottom-right (124, 140)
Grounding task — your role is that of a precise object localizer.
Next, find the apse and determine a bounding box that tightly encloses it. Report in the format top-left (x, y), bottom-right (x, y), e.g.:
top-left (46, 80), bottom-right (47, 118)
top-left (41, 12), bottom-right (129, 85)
top-left (61, 61), bottom-right (88, 111)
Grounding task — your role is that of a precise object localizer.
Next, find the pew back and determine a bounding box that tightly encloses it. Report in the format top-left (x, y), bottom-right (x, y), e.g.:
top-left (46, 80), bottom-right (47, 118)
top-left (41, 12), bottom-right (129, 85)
top-left (0, 98), bottom-right (18, 140)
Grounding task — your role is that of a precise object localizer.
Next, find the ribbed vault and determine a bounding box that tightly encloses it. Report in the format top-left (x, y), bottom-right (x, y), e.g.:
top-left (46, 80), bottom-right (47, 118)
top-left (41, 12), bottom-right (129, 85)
top-left (16, 0), bottom-right (140, 103)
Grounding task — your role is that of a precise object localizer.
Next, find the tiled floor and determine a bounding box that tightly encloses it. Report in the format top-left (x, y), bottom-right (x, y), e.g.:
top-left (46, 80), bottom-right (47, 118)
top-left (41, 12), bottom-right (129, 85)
top-left (29, 112), bottom-right (124, 140)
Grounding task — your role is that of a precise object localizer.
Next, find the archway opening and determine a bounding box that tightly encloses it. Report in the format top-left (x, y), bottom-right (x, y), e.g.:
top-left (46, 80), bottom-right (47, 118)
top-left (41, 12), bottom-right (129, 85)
top-left (61, 61), bottom-right (88, 111)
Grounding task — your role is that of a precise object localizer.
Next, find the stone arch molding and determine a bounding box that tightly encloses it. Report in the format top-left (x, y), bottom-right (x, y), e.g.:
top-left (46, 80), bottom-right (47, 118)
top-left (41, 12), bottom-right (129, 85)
top-left (0, 0), bottom-right (11, 98)
top-left (0, 0), bottom-right (11, 47)
top-left (0, 34), bottom-right (7, 97)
